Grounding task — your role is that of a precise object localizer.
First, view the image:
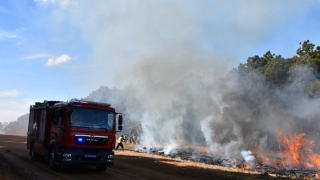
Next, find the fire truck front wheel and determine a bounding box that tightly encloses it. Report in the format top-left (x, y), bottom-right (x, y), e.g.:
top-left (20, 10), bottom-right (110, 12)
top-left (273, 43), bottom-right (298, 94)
top-left (48, 147), bottom-right (60, 171)
top-left (96, 165), bottom-right (107, 171)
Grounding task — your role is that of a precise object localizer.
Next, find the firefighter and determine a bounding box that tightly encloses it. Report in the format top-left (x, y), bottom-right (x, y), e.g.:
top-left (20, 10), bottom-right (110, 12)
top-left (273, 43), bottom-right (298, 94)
top-left (116, 135), bottom-right (127, 151)
top-left (132, 134), bottom-right (136, 144)
top-left (136, 135), bottom-right (140, 144)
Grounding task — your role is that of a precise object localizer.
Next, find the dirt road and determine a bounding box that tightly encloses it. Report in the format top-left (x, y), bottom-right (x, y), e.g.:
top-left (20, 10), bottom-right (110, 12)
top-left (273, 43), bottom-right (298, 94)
top-left (0, 134), bottom-right (289, 180)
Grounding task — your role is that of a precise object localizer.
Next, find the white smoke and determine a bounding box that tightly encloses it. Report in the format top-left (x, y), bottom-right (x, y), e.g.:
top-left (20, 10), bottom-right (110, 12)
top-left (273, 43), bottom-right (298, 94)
top-left (76, 1), bottom-right (320, 166)
top-left (164, 141), bottom-right (178, 155)
top-left (241, 150), bottom-right (256, 166)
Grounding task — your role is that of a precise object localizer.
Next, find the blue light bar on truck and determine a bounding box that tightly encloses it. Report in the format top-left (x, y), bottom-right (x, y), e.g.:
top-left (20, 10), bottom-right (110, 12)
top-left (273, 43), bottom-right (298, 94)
top-left (71, 99), bottom-right (88, 104)
top-left (70, 99), bottom-right (111, 107)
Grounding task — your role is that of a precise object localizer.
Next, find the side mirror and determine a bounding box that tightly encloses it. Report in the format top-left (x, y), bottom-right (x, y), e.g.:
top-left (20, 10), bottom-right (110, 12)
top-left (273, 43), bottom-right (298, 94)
top-left (118, 115), bottom-right (123, 131)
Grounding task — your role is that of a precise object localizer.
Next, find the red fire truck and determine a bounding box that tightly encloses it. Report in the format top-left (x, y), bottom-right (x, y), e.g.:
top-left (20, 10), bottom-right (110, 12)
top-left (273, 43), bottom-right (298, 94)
top-left (26, 99), bottom-right (123, 171)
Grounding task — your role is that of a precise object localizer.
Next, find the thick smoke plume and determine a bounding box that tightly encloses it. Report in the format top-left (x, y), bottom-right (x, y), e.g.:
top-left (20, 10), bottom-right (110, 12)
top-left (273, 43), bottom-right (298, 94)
top-left (86, 42), bottom-right (320, 168)
top-left (35, 2), bottom-right (320, 164)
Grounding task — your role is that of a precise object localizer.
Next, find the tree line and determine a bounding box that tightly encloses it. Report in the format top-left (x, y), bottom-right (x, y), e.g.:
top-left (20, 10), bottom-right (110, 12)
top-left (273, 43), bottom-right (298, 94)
top-left (0, 114), bottom-right (29, 134)
top-left (233, 40), bottom-right (320, 98)
top-left (215, 40), bottom-right (320, 150)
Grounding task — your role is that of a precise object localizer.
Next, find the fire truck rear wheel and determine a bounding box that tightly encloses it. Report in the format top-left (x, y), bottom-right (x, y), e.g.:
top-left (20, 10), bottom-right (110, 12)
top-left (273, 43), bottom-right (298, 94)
top-left (96, 165), bottom-right (107, 171)
top-left (48, 147), bottom-right (60, 171)
top-left (30, 142), bottom-right (38, 161)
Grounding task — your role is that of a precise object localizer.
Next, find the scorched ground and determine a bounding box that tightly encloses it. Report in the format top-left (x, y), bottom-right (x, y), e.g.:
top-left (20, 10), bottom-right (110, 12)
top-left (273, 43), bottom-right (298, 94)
top-left (0, 134), bottom-right (293, 180)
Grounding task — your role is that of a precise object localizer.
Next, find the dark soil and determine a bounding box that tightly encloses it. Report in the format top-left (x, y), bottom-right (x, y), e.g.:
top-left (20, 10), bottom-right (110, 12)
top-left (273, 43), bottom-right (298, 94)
top-left (0, 135), bottom-right (293, 180)
top-left (0, 152), bottom-right (33, 180)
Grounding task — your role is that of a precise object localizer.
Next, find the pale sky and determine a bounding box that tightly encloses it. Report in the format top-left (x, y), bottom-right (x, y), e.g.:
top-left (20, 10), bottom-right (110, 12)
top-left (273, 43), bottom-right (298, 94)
top-left (0, 0), bottom-right (319, 123)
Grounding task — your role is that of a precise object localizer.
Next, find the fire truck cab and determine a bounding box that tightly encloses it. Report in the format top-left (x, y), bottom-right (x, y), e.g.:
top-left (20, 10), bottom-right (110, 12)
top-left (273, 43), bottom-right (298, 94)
top-left (26, 99), bottom-right (123, 171)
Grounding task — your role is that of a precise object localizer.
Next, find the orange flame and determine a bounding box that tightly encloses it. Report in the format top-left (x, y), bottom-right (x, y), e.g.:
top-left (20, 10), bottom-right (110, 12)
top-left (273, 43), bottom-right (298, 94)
top-left (258, 155), bottom-right (269, 165)
top-left (243, 163), bottom-right (252, 170)
top-left (276, 129), bottom-right (320, 169)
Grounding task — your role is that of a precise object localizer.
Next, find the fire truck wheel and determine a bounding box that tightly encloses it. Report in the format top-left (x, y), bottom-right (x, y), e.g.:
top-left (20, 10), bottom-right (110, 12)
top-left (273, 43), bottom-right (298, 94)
top-left (30, 142), bottom-right (38, 161)
top-left (96, 165), bottom-right (107, 171)
top-left (48, 147), bottom-right (60, 171)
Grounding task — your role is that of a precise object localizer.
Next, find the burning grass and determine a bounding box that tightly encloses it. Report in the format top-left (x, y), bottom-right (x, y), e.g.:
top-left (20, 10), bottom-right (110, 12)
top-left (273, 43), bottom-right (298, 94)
top-left (128, 130), bottom-right (320, 179)
top-left (276, 130), bottom-right (320, 169)
top-left (118, 147), bottom-right (292, 180)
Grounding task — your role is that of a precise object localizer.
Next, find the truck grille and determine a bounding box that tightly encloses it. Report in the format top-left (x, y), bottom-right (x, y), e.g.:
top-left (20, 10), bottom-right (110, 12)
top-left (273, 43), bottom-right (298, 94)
top-left (75, 135), bottom-right (108, 146)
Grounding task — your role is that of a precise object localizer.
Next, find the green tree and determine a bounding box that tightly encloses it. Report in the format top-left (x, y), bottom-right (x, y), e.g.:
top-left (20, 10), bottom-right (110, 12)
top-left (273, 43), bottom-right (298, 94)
top-left (246, 55), bottom-right (268, 73)
top-left (294, 40), bottom-right (320, 72)
top-left (264, 55), bottom-right (292, 87)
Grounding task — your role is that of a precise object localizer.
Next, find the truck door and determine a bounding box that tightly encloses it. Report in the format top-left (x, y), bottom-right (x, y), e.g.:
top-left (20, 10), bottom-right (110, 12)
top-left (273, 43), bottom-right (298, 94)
top-left (52, 108), bottom-right (65, 145)
top-left (39, 110), bottom-right (47, 142)
top-left (27, 110), bottom-right (35, 148)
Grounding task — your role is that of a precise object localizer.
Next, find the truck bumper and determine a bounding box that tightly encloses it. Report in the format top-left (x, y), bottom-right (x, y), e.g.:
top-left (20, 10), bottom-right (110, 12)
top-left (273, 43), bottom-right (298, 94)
top-left (58, 148), bottom-right (114, 166)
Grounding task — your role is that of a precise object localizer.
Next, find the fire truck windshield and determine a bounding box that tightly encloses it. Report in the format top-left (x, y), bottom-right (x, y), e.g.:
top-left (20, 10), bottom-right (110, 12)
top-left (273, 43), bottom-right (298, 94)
top-left (67, 107), bottom-right (114, 130)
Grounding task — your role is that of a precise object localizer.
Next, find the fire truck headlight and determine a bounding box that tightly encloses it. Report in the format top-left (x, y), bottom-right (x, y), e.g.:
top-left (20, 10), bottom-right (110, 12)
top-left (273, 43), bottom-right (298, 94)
top-left (63, 153), bottom-right (72, 158)
top-left (108, 155), bottom-right (114, 158)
